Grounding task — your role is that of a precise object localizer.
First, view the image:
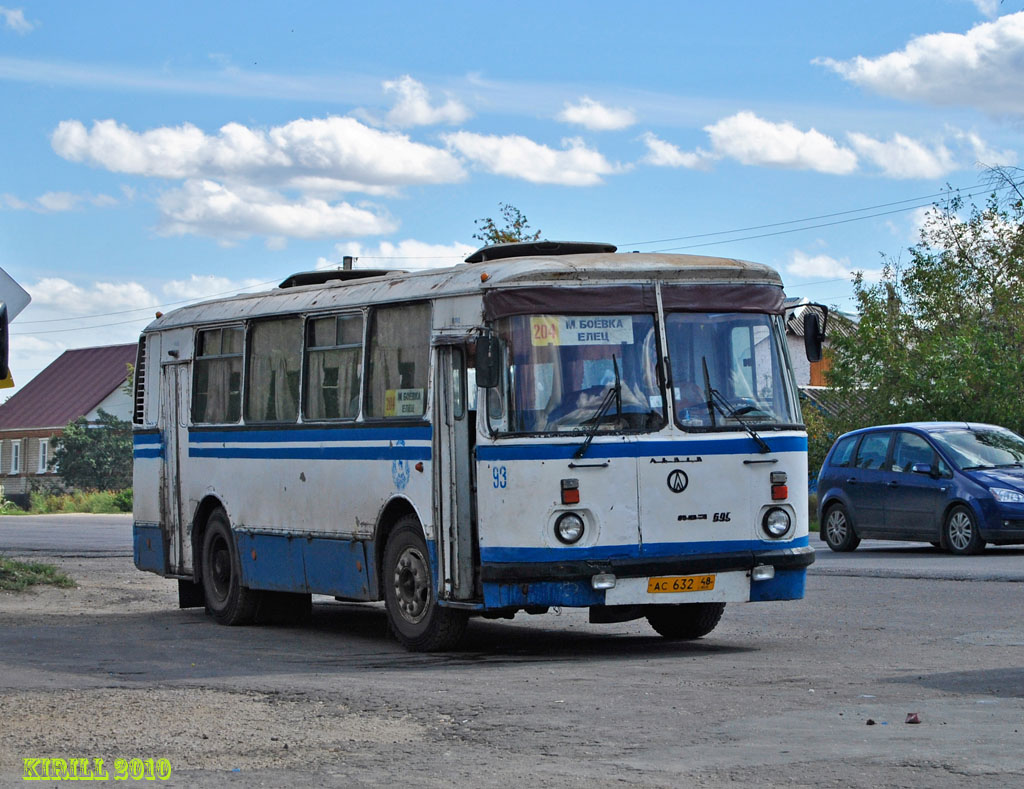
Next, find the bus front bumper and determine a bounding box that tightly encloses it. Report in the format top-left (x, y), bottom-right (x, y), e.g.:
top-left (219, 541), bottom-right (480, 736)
top-left (476, 545), bottom-right (814, 609)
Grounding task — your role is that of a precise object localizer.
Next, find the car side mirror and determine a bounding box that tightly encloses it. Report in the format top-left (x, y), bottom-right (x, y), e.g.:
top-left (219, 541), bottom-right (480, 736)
top-left (474, 334), bottom-right (501, 389)
top-left (803, 311), bottom-right (825, 363)
top-left (910, 462), bottom-right (934, 477)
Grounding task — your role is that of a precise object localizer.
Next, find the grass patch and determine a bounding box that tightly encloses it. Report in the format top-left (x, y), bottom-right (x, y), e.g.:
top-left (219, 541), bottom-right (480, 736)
top-left (0, 555), bottom-right (75, 591)
top-left (808, 493), bottom-right (819, 533)
top-left (28, 488), bottom-right (132, 515)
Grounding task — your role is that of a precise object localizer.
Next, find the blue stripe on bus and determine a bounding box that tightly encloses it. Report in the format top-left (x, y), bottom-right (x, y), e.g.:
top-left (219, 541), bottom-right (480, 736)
top-left (476, 435), bottom-right (807, 462)
top-left (133, 433), bottom-right (164, 459)
top-left (189, 445), bottom-right (431, 461)
top-left (480, 535), bottom-right (809, 563)
top-left (189, 426), bottom-right (432, 443)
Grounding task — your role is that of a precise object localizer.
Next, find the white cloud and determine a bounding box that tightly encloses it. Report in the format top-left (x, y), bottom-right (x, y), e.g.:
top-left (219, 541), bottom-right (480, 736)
top-left (816, 12), bottom-right (1024, 116)
top-left (52, 116), bottom-right (466, 189)
top-left (443, 132), bottom-right (621, 186)
top-left (27, 278), bottom-right (157, 313)
top-left (156, 179), bottom-right (397, 241)
top-left (324, 239), bottom-right (476, 271)
top-left (786, 250), bottom-right (883, 283)
top-left (558, 97), bottom-right (636, 131)
top-left (705, 112), bottom-right (858, 174)
top-left (0, 190), bottom-right (120, 212)
top-left (971, 0), bottom-right (1000, 17)
top-left (161, 274), bottom-right (270, 301)
top-left (382, 75), bottom-right (470, 127)
top-left (950, 128), bottom-right (1019, 167)
top-left (0, 6), bottom-right (34, 34)
top-left (640, 132), bottom-right (715, 169)
top-left (847, 132), bottom-right (956, 179)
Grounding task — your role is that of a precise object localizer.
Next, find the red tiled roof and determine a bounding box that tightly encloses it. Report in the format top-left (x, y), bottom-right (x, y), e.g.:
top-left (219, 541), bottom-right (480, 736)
top-left (0, 343), bottom-right (137, 430)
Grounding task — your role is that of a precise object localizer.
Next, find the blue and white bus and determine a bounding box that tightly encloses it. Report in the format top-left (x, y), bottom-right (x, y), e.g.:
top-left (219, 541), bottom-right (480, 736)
top-left (132, 241), bottom-right (821, 650)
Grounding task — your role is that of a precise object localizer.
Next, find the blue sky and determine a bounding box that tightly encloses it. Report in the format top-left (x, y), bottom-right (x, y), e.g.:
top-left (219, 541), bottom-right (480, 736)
top-left (2, 1), bottom-right (1022, 398)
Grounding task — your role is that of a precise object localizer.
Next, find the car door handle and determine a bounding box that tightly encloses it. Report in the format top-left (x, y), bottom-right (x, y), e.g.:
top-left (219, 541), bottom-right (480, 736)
top-left (887, 480), bottom-right (899, 487)
top-left (846, 478), bottom-right (858, 484)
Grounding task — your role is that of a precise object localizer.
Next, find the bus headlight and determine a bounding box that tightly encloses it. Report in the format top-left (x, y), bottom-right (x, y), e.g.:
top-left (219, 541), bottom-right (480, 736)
top-left (555, 512), bottom-right (585, 544)
top-left (761, 508), bottom-right (791, 539)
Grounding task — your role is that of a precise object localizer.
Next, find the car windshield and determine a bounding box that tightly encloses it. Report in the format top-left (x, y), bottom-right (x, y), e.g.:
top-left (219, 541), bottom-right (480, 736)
top-left (930, 428), bottom-right (1024, 470)
top-left (493, 313), bottom-right (664, 434)
top-left (664, 312), bottom-right (800, 430)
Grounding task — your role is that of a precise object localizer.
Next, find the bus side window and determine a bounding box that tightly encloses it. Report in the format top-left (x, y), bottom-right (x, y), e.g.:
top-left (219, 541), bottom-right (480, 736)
top-left (304, 314), bottom-right (363, 420)
top-left (245, 318), bottom-right (302, 423)
top-left (193, 326), bottom-right (243, 424)
top-left (365, 303), bottom-right (431, 419)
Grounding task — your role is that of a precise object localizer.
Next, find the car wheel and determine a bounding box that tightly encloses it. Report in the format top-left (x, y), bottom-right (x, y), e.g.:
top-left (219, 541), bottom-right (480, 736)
top-left (943, 505), bottom-right (985, 555)
top-left (646, 603), bottom-right (725, 639)
top-left (201, 507), bottom-right (261, 625)
top-left (823, 503), bottom-right (861, 552)
top-left (383, 516), bottom-right (468, 651)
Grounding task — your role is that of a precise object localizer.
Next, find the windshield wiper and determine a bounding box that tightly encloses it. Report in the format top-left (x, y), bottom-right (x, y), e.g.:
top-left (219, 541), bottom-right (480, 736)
top-left (701, 356), bottom-right (771, 454)
top-left (574, 355), bottom-right (622, 459)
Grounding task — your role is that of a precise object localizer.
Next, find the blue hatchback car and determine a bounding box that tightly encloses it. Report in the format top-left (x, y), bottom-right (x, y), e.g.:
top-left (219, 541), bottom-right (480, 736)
top-left (816, 422), bottom-right (1024, 555)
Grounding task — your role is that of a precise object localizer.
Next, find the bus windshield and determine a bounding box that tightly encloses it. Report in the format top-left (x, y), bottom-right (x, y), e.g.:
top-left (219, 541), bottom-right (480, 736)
top-left (664, 312), bottom-right (800, 430)
top-left (495, 313), bottom-right (665, 434)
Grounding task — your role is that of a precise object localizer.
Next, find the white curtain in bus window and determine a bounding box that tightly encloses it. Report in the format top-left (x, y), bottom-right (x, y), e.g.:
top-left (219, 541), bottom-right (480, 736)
top-left (246, 318), bottom-right (302, 423)
top-left (192, 327), bottom-right (243, 423)
top-left (305, 314), bottom-right (363, 420)
top-left (366, 303), bottom-right (430, 418)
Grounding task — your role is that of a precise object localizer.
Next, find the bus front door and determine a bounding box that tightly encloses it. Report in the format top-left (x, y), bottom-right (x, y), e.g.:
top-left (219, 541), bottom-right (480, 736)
top-left (160, 361), bottom-right (190, 574)
top-left (433, 344), bottom-right (475, 601)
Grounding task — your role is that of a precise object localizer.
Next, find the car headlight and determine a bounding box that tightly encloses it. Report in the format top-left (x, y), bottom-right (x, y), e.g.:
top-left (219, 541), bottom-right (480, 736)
top-left (555, 512), bottom-right (585, 544)
top-left (991, 487), bottom-right (1024, 503)
top-left (761, 507), bottom-right (791, 539)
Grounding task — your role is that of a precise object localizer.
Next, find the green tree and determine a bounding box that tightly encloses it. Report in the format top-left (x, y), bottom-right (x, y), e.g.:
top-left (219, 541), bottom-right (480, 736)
top-left (827, 171), bottom-right (1024, 436)
top-left (473, 203), bottom-right (542, 244)
top-left (51, 409), bottom-right (133, 490)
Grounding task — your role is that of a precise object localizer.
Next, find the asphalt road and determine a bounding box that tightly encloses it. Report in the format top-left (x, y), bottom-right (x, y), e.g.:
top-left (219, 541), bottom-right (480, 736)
top-left (2, 516), bottom-right (1023, 786)
top-left (0, 513), bottom-right (132, 556)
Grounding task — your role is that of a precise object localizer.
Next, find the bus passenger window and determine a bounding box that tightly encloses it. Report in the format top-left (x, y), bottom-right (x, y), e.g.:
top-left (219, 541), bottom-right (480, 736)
top-left (366, 303), bottom-right (431, 419)
top-left (304, 314), bottom-right (363, 420)
top-left (192, 326), bottom-right (243, 423)
top-left (245, 318), bottom-right (302, 423)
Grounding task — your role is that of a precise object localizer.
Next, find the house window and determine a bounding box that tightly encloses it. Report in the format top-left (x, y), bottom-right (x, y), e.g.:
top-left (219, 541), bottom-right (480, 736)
top-left (38, 439), bottom-right (49, 474)
top-left (11, 440), bottom-right (21, 474)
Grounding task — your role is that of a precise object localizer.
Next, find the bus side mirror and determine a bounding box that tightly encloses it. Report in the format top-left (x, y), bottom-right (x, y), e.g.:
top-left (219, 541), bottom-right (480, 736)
top-left (0, 303), bottom-right (8, 379)
top-left (803, 311), bottom-right (825, 363)
top-left (475, 334), bottom-right (501, 389)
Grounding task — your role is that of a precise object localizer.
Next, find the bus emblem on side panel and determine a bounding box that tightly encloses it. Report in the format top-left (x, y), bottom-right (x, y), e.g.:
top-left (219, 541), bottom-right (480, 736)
top-left (667, 470), bottom-right (688, 493)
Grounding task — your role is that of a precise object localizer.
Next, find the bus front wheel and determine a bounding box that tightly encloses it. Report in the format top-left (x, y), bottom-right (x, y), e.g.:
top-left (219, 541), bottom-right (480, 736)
top-left (646, 602), bottom-right (725, 640)
top-left (383, 517), bottom-right (468, 651)
top-left (201, 508), bottom-right (260, 625)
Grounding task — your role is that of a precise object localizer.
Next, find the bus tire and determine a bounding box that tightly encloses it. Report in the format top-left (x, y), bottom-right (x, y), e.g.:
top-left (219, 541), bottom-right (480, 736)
top-left (646, 602), bottom-right (725, 640)
top-left (201, 507), bottom-right (260, 626)
top-left (383, 517), bottom-right (468, 651)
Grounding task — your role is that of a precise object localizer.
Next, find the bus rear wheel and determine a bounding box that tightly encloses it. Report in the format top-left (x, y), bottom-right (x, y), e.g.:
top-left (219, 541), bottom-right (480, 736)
top-left (383, 517), bottom-right (467, 651)
top-left (646, 602), bottom-right (725, 640)
top-left (201, 507), bottom-right (260, 625)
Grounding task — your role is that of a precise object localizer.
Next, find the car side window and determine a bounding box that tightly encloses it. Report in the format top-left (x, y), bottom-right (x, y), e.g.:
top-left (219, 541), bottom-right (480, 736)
top-left (829, 435), bottom-right (858, 468)
top-left (891, 432), bottom-right (935, 473)
top-left (853, 432), bottom-right (892, 470)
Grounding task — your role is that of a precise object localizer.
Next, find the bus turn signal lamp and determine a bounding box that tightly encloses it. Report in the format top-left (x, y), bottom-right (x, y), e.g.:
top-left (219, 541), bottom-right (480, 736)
top-left (561, 478), bottom-right (580, 505)
top-left (770, 470), bottom-right (788, 500)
